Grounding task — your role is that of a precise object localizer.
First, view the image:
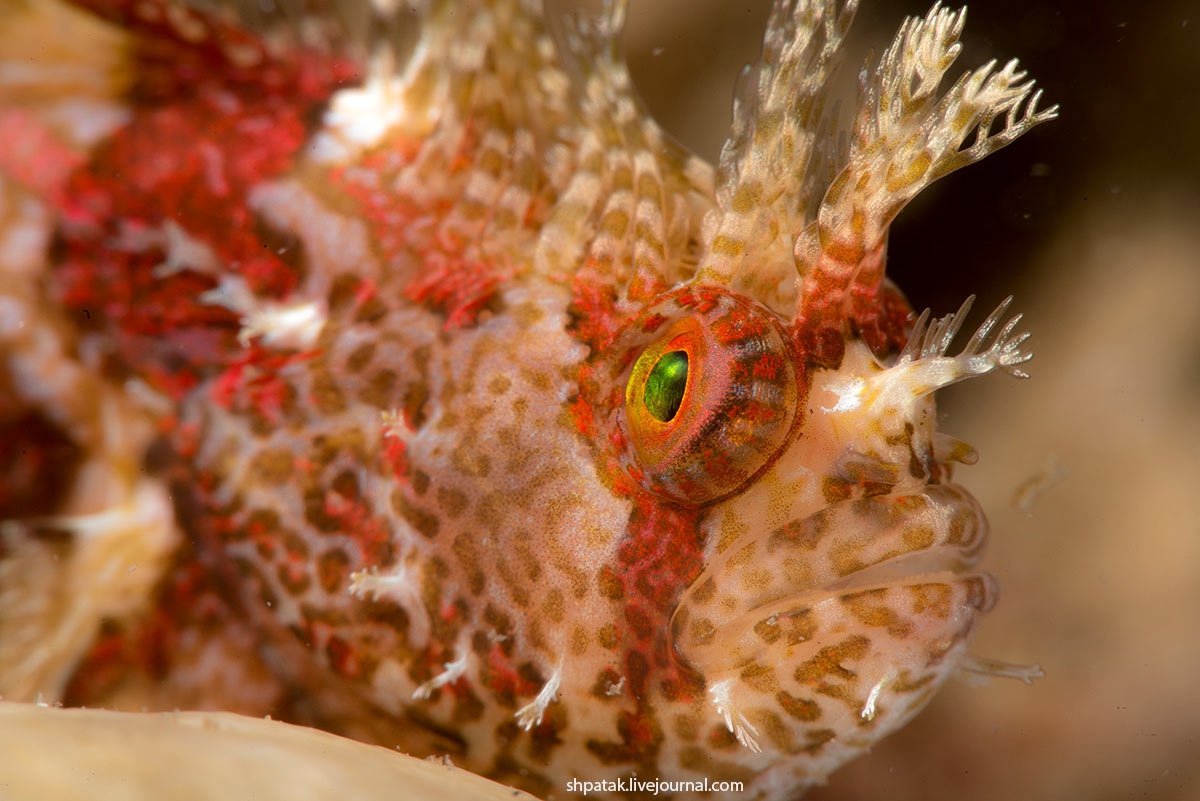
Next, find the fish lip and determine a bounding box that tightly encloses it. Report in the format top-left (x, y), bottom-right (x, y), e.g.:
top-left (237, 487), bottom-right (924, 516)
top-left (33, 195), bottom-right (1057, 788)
top-left (734, 540), bottom-right (985, 631)
top-left (668, 541), bottom-right (993, 675)
top-left (820, 539), bottom-right (983, 596)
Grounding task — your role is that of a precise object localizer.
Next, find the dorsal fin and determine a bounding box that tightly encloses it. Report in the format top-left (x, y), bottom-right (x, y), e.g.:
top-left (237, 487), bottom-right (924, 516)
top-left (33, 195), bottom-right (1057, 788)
top-left (532, 0), bottom-right (712, 302)
top-left (298, 0), bottom-right (714, 309)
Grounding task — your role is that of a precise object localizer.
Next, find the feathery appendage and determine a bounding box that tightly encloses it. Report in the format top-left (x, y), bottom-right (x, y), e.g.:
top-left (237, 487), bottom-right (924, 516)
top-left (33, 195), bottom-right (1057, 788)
top-left (811, 2), bottom-right (1059, 257)
top-left (872, 294), bottom-right (1034, 407)
top-left (681, 1), bottom-right (1055, 341)
top-left (795, 3), bottom-right (1057, 331)
top-left (899, 295), bottom-right (1034, 378)
top-left (822, 294), bottom-right (1034, 427)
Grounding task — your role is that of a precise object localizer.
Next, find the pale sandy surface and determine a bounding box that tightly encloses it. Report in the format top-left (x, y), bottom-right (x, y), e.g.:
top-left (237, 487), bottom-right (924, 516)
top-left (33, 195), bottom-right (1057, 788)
top-left (0, 701), bottom-right (537, 801)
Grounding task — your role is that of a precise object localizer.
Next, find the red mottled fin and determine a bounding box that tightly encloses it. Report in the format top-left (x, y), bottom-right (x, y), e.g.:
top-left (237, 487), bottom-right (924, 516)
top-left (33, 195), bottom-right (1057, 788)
top-left (330, 137), bottom-right (513, 329)
top-left (51, 0), bottom-right (358, 397)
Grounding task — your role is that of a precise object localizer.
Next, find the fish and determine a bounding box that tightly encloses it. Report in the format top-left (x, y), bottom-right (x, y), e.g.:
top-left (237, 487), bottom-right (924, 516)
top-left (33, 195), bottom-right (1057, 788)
top-left (0, 0), bottom-right (1056, 797)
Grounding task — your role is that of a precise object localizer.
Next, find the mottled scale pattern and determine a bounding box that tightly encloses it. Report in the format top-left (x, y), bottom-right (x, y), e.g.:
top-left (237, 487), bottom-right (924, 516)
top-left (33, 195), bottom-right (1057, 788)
top-left (0, 0), bottom-right (1055, 798)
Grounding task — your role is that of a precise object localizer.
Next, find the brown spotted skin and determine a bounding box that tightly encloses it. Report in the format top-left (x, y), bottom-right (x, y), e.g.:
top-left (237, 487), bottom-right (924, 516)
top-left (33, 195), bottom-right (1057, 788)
top-left (0, 0), bottom-right (1055, 798)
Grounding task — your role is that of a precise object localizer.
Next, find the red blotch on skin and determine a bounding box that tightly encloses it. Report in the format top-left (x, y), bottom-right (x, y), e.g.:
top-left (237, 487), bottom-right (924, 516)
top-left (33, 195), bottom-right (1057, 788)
top-left (379, 401), bottom-right (413, 481)
top-left (568, 269), bottom-right (622, 349)
top-left (244, 514), bottom-right (278, 561)
top-left (793, 320), bottom-right (848, 371)
top-left (793, 238), bottom-right (912, 367)
top-left (709, 308), bottom-right (769, 346)
top-left (59, 630), bottom-right (128, 703)
top-left (618, 708), bottom-right (658, 750)
top-left (50, 0), bottom-right (357, 398)
top-left (750, 352), bottom-right (786, 380)
top-left (672, 285), bottom-right (720, 314)
top-left (609, 490), bottom-right (705, 704)
top-left (381, 434), bottom-right (410, 482)
top-left (640, 312), bottom-right (668, 334)
top-left (793, 281), bottom-right (912, 369)
top-left (210, 347), bottom-right (315, 423)
top-left (403, 245), bottom-right (510, 329)
top-left (568, 391), bottom-right (598, 439)
top-left (735, 399), bottom-right (784, 425)
top-left (486, 642), bottom-right (539, 698)
top-left (353, 277), bottom-right (378, 307)
top-left (140, 561), bottom-right (224, 673)
top-left (62, 558), bottom-right (232, 705)
top-left (853, 283), bottom-right (913, 358)
top-left (326, 635), bottom-right (363, 679)
top-left (169, 420), bottom-right (202, 461)
top-left (144, 364), bottom-right (203, 403)
top-left (323, 490), bottom-right (394, 567)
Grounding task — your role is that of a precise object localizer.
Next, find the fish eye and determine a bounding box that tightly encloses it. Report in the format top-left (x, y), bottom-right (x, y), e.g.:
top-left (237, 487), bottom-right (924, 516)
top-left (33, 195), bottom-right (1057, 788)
top-left (613, 288), bottom-right (802, 505)
top-left (641, 350), bottom-right (688, 422)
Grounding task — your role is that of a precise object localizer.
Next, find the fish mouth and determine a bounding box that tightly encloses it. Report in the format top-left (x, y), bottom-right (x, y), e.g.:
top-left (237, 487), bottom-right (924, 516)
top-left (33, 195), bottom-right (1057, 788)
top-left (671, 482), bottom-right (995, 673)
top-left (737, 540), bottom-right (994, 634)
top-left (820, 536), bottom-right (987, 595)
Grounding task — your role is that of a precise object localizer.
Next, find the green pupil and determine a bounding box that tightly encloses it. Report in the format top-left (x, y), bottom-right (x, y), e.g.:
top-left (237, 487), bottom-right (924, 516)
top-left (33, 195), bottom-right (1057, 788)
top-left (643, 351), bottom-right (689, 422)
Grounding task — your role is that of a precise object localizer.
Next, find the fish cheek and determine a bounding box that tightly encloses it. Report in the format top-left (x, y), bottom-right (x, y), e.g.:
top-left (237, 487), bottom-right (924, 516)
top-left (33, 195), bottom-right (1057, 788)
top-left (672, 485), bottom-right (994, 758)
